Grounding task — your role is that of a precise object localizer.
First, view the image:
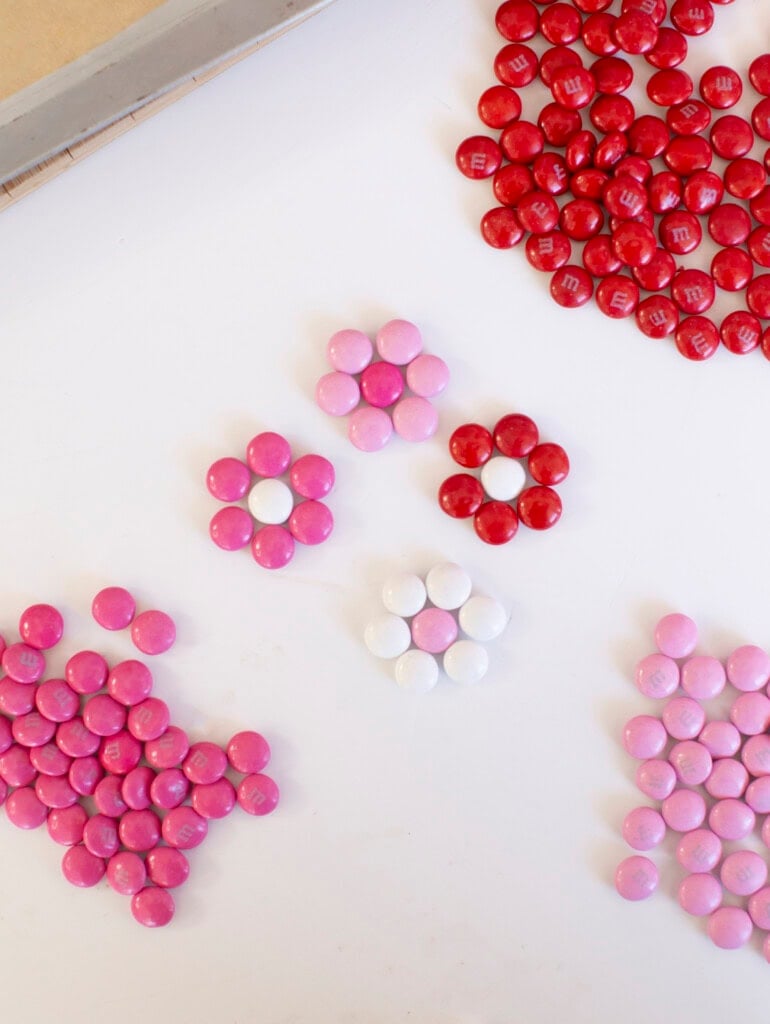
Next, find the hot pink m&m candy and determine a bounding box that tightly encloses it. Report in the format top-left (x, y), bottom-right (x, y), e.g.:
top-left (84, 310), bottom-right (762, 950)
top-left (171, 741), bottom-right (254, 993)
top-left (56, 718), bottom-right (100, 758)
top-left (83, 814), bottom-right (120, 858)
top-left (622, 715), bottom-right (667, 759)
top-left (709, 798), bottom-right (755, 840)
top-left (348, 407), bottom-right (393, 452)
top-left (122, 766), bottom-right (156, 810)
top-left (699, 720), bottom-right (741, 758)
top-left (92, 587), bottom-right (136, 631)
top-left (730, 692), bottom-right (770, 735)
top-left (144, 726), bottom-right (189, 769)
top-left (62, 845), bottom-right (106, 888)
top-left (727, 645), bottom-right (770, 691)
top-left (636, 759), bottom-right (676, 800)
top-left (316, 372), bottom-right (360, 416)
top-left (68, 755), bottom-right (103, 796)
top-left (662, 696), bottom-right (705, 739)
top-left (227, 731), bottom-right (270, 774)
top-left (150, 768), bottom-right (189, 809)
top-left (107, 851), bottom-right (147, 895)
top-left (679, 873), bottom-right (723, 916)
top-left (30, 743), bottom-right (71, 777)
top-left (0, 745), bottom-right (36, 786)
top-left (360, 362), bottom-right (404, 408)
top-left (183, 742), bottom-right (228, 785)
top-left (99, 731), bottom-right (142, 775)
top-left (375, 319), bottom-right (423, 365)
top-left (720, 850), bottom-right (767, 896)
top-left (290, 455), bottom-right (335, 500)
top-left (94, 777), bottom-right (128, 819)
top-left (406, 354), bottom-right (450, 398)
top-left (162, 805), bottom-right (208, 849)
top-left (19, 604), bottom-right (63, 650)
top-left (0, 716), bottom-right (10, 756)
top-left (83, 694), bottom-right (126, 737)
top-left (705, 758), bottom-right (748, 799)
top-left (210, 507), bottom-right (254, 551)
top-left (0, 678), bottom-right (35, 716)
top-left (237, 773), bottom-right (279, 816)
top-left (12, 711), bottom-right (55, 748)
top-left (65, 650), bottom-right (109, 695)
top-left (146, 847), bottom-right (190, 888)
top-left (654, 613), bottom-right (697, 658)
top-left (206, 457), bottom-right (251, 502)
top-left (288, 501), bottom-right (333, 546)
top-left (615, 855), bottom-right (658, 900)
top-left (662, 789), bottom-right (706, 831)
top-left (6, 787), bottom-right (47, 829)
top-left (127, 697), bottom-right (170, 741)
top-left (119, 809), bottom-right (161, 852)
top-left (246, 432), bottom-right (292, 477)
top-left (680, 656), bottom-right (725, 700)
top-left (634, 653), bottom-right (678, 698)
top-left (252, 526), bottom-right (295, 569)
top-left (327, 329), bottom-right (373, 374)
top-left (131, 887), bottom-right (175, 927)
top-left (708, 906), bottom-right (752, 950)
top-left (107, 660), bottom-right (153, 706)
top-left (2, 643), bottom-right (45, 684)
top-left (676, 829), bottom-right (722, 873)
top-left (622, 806), bottom-right (666, 850)
top-left (47, 804), bottom-right (87, 846)
top-left (131, 611), bottom-right (176, 656)
top-left (192, 778), bottom-right (236, 819)
top-left (669, 740), bottom-right (712, 785)
top-left (36, 678), bottom-right (79, 721)
top-left (411, 608), bottom-right (459, 655)
top-left (392, 396), bottom-right (439, 442)
top-left (35, 774), bottom-right (77, 809)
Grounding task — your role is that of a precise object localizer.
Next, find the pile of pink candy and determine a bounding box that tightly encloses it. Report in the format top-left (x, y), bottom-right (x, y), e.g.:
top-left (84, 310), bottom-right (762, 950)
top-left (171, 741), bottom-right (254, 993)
top-left (617, 612), bottom-right (770, 956)
top-left (0, 601), bottom-right (278, 927)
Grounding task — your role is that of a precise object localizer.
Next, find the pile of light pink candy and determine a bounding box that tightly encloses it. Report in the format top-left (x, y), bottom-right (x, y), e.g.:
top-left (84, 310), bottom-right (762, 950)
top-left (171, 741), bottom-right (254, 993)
top-left (617, 612), bottom-right (770, 957)
top-left (315, 319), bottom-right (450, 452)
top-left (0, 599), bottom-right (278, 928)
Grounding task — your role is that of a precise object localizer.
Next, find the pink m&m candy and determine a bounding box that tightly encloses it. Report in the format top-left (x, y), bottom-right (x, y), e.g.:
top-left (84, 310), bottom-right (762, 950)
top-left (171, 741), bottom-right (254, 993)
top-left (676, 829), bottom-right (722, 873)
top-left (36, 678), bottom-right (79, 721)
top-left (327, 329), bottom-right (373, 374)
top-left (150, 768), bottom-right (189, 809)
top-left (146, 847), bottom-right (190, 888)
top-left (6, 787), bottom-right (47, 829)
top-left (30, 743), bottom-right (71, 777)
top-left (144, 726), bottom-right (189, 769)
top-left (634, 654), bottom-right (679, 698)
top-left (252, 526), bottom-right (295, 570)
top-left (47, 805), bottom-right (87, 846)
top-left (348, 406), bottom-right (393, 452)
top-left (2, 643), bottom-right (45, 684)
top-left (360, 362), bottom-right (404, 408)
top-left (662, 789), bottom-right (706, 831)
top-left (227, 731), bottom-right (270, 774)
top-left (237, 773), bottom-right (279, 816)
top-left (709, 798), bottom-right (755, 840)
top-left (720, 850), bottom-right (767, 896)
top-left (654, 613), bottom-right (697, 658)
top-left (92, 587), bottom-right (136, 631)
top-left (206, 457), bottom-right (251, 502)
top-left (730, 692), bottom-right (770, 735)
top-left (131, 611), bottom-right (176, 656)
top-left (65, 651), bottom-right (109, 695)
top-left (183, 742), bottom-right (228, 785)
top-left (290, 454), bottom-right (335, 499)
top-left (705, 758), bottom-right (748, 799)
top-left (35, 774), bottom-right (77, 808)
top-left (162, 805), bottom-right (208, 849)
top-left (107, 660), bottom-right (153, 706)
top-left (99, 731), bottom-right (142, 775)
top-left (192, 778), bottom-right (236, 819)
top-left (615, 855), bottom-right (658, 900)
top-left (635, 759), bottom-right (676, 800)
top-left (746, 777), bottom-right (770, 813)
top-left (662, 696), bottom-right (705, 740)
top-left (210, 507), bottom-right (254, 551)
top-left (56, 718), bottom-right (100, 758)
top-left (107, 851), bottom-right (146, 895)
top-left (119, 809), bottom-right (161, 852)
top-left (727, 644), bottom-right (770, 691)
top-left (669, 740), bottom-right (712, 786)
top-left (741, 734), bottom-right (770, 776)
top-left (375, 319), bottom-right (423, 365)
top-left (406, 354), bottom-right (450, 398)
top-left (0, 745), bottom-right (36, 786)
top-left (679, 874), bottom-right (723, 916)
top-left (411, 608), bottom-right (458, 655)
top-left (0, 716), bottom-right (10, 755)
top-left (680, 656), bottom-right (725, 700)
top-left (622, 806), bottom-right (666, 850)
top-left (127, 697), bottom-right (170, 741)
top-left (83, 814), bottom-right (120, 858)
top-left (392, 396), bottom-right (439, 442)
top-left (0, 678), bottom-right (35, 716)
top-left (707, 906), bottom-right (752, 950)
top-left (18, 604), bottom-right (63, 650)
top-left (622, 715), bottom-right (667, 759)
top-left (93, 776), bottom-right (128, 818)
top-left (748, 887), bottom-right (770, 929)
top-left (62, 845), bottom-right (106, 888)
top-left (288, 501), bottom-right (334, 545)
top-left (316, 372), bottom-right (360, 416)
top-left (699, 720), bottom-right (741, 758)
top-left (68, 755), bottom-right (103, 796)
top-left (131, 887), bottom-right (175, 927)
top-left (122, 765), bottom-right (156, 810)
top-left (83, 694), bottom-right (126, 737)
top-left (246, 432), bottom-right (292, 477)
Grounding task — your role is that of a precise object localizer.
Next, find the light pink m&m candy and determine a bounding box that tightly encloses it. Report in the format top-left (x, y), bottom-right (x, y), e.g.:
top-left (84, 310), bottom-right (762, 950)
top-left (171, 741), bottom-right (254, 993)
top-left (131, 887), bottom-right (175, 927)
top-left (83, 814), bottom-right (119, 858)
top-left (662, 789), bottom-right (706, 831)
top-left (162, 805), bottom-right (208, 849)
top-left (107, 851), bottom-right (146, 895)
top-left (406, 354), bottom-right (450, 398)
top-left (669, 740), bottom-right (712, 786)
top-left (192, 778), bottom-right (236, 819)
top-left (727, 645), bottom-right (770, 691)
top-left (127, 697), bottom-right (170, 741)
top-left (288, 501), bottom-right (333, 545)
top-left (327, 329), bottom-right (373, 374)
top-left (679, 874), bottom-right (723, 916)
top-left (681, 656), bottom-right (725, 700)
top-left (730, 692), bottom-right (770, 735)
top-left (144, 726), bottom-right (189, 769)
top-left (206, 457), bottom-right (251, 502)
top-left (708, 906), bottom-right (752, 949)
top-left (290, 454), bottom-right (335, 499)
top-left (150, 768), bottom-right (189, 809)
top-left (210, 507), bottom-right (254, 551)
top-left (316, 372), bottom-right (360, 416)
top-left (246, 432), bottom-right (292, 477)
top-left (709, 798), bottom-right (755, 840)
top-left (6, 787), bottom-right (47, 829)
top-left (131, 611), bottom-right (175, 656)
top-left (107, 660), bottom-right (153, 706)
top-left (622, 806), bottom-right (666, 850)
top-left (36, 678), bottom-right (79, 722)
top-left (18, 604), bottom-right (63, 650)
top-left (375, 319), bottom-right (423, 365)
top-left (699, 720), bottom-right (741, 758)
top-left (746, 777), bottom-right (770, 813)
top-left (662, 696), bottom-right (705, 740)
top-left (83, 694), bottom-right (126, 737)
top-left (65, 651), bottom-right (109, 695)
top-left (348, 406), bottom-right (393, 452)
top-left (705, 758), bottom-right (748, 799)
top-left (62, 845), bottom-right (106, 888)
top-left (392, 396), bottom-right (439, 442)
top-left (622, 715), bottom-right (667, 759)
top-left (122, 766), bottom-right (156, 810)
top-left (2, 643), bottom-right (45, 684)
top-left (748, 887), bottom-right (770, 929)
top-left (676, 829), bottom-right (722, 873)
top-left (68, 755), bottom-right (103, 796)
top-left (411, 608), bottom-right (459, 655)
top-left (636, 759), bottom-right (676, 800)
top-left (721, 850), bottom-right (767, 896)
top-left (47, 805), bottom-right (87, 846)
top-left (99, 731), bottom-right (142, 775)
top-left (237, 773), bottom-right (279, 816)
top-left (654, 613), bottom-right (697, 658)
top-left (92, 587), bottom-right (136, 631)
top-left (119, 809), bottom-right (161, 852)
top-left (615, 855), bottom-right (658, 900)
top-left (146, 847), bottom-right (190, 888)
top-left (741, 734), bottom-right (770, 776)
top-left (183, 742), bottom-right (228, 785)
top-left (252, 526), bottom-right (295, 569)
top-left (227, 731), bottom-right (270, 774)
top-left (634, 653), bottom-right (679, 699)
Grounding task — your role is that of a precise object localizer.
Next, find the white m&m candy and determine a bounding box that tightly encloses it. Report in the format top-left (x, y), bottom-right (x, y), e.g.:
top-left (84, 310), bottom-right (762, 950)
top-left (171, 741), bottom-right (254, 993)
top-left (394, 650), bottom-right (439, 694)
top-left (480, 456), bottom-right (526, 502)
top-left (443, 640), bottom-right (489, 684)
top-left (382, 573), bottom-right (427, 618)
top-left (459, 595), bottom-right (507, 642)
top-left (425, 563), bottom-right (472, 610)
top-left (364, 614), bottom-right (411, 659)
top-left (247, 479), bottom-right (293, 525)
